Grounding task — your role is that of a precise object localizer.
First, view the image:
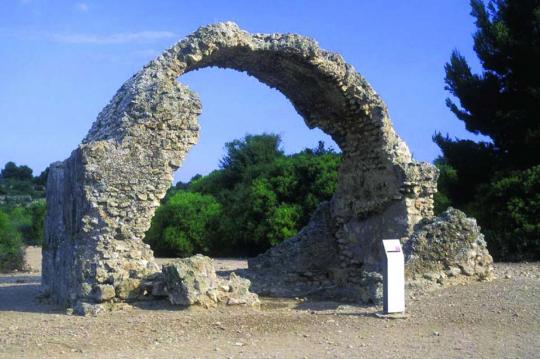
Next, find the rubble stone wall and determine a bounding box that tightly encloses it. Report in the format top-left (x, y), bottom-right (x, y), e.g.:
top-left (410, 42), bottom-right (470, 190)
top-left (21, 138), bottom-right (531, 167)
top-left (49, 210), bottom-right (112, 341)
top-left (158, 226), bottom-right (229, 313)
top-left (43, 22), bottom-right (438, 306)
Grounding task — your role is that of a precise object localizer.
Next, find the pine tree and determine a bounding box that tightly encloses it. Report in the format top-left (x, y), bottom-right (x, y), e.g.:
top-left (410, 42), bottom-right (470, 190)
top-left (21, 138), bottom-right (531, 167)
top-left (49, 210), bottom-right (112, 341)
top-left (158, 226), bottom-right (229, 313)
top-left (436, 0), bottom-right (540, 172)
top-left (435, 0), bottom-right (540, 260)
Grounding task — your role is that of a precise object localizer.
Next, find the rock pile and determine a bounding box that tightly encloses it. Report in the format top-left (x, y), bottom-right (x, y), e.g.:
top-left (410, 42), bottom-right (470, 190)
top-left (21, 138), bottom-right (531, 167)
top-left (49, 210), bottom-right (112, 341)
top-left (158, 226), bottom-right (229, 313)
top-left (404, 207), bottom-right (493, 289)
top-left (73, 255), bottom-right (259, 315)
top-left (161, 255), bottom-right (259, 308)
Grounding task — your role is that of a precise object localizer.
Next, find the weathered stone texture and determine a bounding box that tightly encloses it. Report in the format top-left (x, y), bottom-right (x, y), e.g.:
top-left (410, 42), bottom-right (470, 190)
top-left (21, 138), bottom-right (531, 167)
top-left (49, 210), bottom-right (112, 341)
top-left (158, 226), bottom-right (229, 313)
top-left (162, 255), bottom-right (219, 306)
top-left (43, 22), bottom-right (466, 307)
top-left (162, 255), bottom-right (259, 308)
top-left (404, 207), bottom-right (493, 283)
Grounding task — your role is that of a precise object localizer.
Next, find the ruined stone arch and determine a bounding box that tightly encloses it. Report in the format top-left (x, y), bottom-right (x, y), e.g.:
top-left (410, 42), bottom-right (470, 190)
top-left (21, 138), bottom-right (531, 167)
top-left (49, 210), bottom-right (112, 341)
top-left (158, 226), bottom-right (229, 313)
top-left (44, 22), bottom-right (437, 306)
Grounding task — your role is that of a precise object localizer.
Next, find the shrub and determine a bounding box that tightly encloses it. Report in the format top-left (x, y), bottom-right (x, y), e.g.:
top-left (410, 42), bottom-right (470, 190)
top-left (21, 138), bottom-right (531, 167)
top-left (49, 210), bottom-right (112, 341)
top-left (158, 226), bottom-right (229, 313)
top-left (25, 200), bottom-right (46, 246)
top-left (472, 165), bottom-right (540, 261)
top-left (433, 158), bottom-right (458, 215)
top-left (144, 191), bottom-right (222, 257)
top-left (0, 211), bottom-right (24, 272)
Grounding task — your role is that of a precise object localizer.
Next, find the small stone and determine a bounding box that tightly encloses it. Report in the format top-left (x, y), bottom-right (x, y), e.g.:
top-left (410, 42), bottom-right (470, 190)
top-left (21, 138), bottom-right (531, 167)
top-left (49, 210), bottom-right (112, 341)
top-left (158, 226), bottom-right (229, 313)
top-left (227, 297), bottom-right (247, 305)
top-left (445, 267), bottom-right (462, 277)
top-left (73, 301), bottom-right (103, 316)
top-left (93, 284), bottom-right (116, 302)
top-left (115, 278), bottom-right (141, 301)
top-left (423, 272), bottom-right (441, 282)
top-left (460, 265), bottom-right (475, 276)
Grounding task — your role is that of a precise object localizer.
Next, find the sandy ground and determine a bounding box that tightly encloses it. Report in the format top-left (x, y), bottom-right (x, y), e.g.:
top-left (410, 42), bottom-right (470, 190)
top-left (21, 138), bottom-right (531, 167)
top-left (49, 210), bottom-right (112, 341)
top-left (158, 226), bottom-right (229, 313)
top-left (0, 247), bottom-right (539, 358)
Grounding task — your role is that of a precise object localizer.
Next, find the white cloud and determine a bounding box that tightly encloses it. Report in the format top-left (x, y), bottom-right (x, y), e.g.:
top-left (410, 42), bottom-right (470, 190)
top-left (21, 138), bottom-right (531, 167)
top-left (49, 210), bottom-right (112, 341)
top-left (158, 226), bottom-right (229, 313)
top-left (50, 31), bottom-right (176, 44)
top-left (75, 3), bottom-right (89, 12)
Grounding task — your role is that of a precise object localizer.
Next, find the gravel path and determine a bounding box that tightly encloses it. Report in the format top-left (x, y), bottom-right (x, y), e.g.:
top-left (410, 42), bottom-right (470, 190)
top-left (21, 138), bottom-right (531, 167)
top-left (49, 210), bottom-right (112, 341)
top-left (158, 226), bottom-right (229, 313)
top-left (0, 247), bottom-right (538, 358)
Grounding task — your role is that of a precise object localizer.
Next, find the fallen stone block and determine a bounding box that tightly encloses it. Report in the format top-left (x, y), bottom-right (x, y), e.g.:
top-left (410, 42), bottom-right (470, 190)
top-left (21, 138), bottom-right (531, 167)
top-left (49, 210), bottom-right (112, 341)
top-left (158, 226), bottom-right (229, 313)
top-left (162, 255), bottom-right (259, 308)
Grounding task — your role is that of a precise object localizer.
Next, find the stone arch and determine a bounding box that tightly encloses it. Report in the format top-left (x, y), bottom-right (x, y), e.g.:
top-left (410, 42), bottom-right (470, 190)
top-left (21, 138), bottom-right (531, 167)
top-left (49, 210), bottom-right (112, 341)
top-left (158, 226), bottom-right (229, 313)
top-left (43, 22), bottom-right (437, 305)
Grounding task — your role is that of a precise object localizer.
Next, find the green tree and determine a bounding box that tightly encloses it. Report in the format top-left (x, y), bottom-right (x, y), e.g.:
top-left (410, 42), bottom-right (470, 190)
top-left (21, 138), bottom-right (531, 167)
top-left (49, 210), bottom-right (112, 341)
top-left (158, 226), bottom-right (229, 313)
top-left (435, 0), bottom-right (540, 260)
top-left (0, 162), bottom-right (46, 198)
top-left (144, 191), bottom-right (222, 257)
top-left (433, 158), bottom-right (459, 214)
top-left (0, 211), bottom-right (24, 272)
top-left (34, 168), bottom-right (49, 189)
top-left (6, 206), bottom-right (31, 237)
top-left (191, 135), bottom-right (339, 256)
top-left (1, 162), bottom-right (33, 181)
top-left (26, 200), bottom-right (46, 245)
top-left (472, 165), bottom-right (540, 260)
top-left (219, 133), bottom-right (284, 186)
top-left (438, 0), bottom-right (540, 171)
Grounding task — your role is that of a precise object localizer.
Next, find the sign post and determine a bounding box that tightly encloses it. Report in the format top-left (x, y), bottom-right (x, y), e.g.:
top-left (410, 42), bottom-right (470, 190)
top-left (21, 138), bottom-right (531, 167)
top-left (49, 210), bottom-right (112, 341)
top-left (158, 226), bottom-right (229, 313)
top-left (382, 239), bottom-right (405, 314)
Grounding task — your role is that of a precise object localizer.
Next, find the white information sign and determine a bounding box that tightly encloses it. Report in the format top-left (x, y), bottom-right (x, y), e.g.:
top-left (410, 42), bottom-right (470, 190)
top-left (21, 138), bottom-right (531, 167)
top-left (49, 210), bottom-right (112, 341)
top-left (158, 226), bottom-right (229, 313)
top-left (382, 239), bottom-right (405, 314)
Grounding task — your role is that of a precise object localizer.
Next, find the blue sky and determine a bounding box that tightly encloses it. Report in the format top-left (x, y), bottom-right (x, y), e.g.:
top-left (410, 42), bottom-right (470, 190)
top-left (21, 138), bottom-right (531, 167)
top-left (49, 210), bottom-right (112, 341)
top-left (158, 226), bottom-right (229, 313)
top-left (0, 0), bottom-right (483, 183)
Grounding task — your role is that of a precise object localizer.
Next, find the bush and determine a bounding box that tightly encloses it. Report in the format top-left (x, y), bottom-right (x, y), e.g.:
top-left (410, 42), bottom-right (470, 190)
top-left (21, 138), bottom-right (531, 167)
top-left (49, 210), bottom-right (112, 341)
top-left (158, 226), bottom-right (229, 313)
top-left (188, 136), bottom-right (340, 256)
top-left (0, 211), bottom-right (24, 272)
top-left (0, 201), bottom-right (46, 246)
top-left (472, 165), bottom-right (540, 261)
top-left (25, 200), bottom-right (46, 246)
top-left (6, 206), bottom-right (31, 236)
top-left (433, 158), bottom-right (458, 215)
top-left (144, 191), bottom-right (222, 257)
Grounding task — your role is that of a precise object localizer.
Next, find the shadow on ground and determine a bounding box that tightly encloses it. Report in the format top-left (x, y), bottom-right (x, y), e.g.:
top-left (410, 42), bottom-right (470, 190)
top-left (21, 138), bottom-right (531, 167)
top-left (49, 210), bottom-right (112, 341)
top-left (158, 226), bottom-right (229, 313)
top-left (0, 274), bottom-right (64, 314)
top-left (292, 299), bottom-right (382, 318)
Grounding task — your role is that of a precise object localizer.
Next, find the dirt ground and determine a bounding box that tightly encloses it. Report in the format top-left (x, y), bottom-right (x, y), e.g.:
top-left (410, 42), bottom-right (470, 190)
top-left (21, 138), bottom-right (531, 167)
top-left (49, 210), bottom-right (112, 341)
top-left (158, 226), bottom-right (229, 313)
top-left (0, 247), bottom-right (539, 358)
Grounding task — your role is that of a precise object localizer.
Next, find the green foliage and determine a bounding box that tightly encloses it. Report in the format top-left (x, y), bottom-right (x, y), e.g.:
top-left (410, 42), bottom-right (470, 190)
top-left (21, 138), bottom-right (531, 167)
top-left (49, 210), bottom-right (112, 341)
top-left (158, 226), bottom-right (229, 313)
top-left (7, 206), bottom-right (32, 234)
top-left (435, 0), bottom-right (540, 260)
top-left (145, 134), bottom-right (340, 257)
top-left (267, 204), bottom-right (301, 246)
top-left (0, 161), bottom-right (47, 248)
top-left (433, 157), bottom-right (458, 215)
top-left (0, 201), bottom-right (45, 246)
top-left (1, 162), bottom-right (33, 181)
top-left (433, 135), bottom-right (499, 208)
top-left (145, 191), bottom-right (222, 257)
top-left (0, 162), bottom-right (47, 198)
top-left (25, 200), bottom-right (46, 246)
top-left (442, 0), bottom-right (540, 169)
top-left (473, 165), bottom-right (540, 260)
top-left (219, 133), bottom-right (284, 186)
top-left (0, 211), bottom-right (24, 272)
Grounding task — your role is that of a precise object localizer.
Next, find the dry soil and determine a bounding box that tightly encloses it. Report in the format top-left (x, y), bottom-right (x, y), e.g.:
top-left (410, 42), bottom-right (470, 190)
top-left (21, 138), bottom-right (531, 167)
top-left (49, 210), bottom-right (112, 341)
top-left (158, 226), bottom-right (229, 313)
top-left (0, 247), bottom-right (539, 358)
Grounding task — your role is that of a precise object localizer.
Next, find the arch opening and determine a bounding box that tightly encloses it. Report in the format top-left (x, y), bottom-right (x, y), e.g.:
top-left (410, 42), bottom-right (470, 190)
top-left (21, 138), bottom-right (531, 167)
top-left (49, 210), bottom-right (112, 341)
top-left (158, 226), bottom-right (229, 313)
top-left (173, 66), bottom-right (338, 183)
top-left (145, 66), bottom-right (339, 259)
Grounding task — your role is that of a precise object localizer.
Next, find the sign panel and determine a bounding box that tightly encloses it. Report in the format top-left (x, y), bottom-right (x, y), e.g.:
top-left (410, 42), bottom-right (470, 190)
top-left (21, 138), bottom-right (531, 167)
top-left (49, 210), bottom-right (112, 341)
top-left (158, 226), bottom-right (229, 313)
top-left (382, 239), bottom-right (405, 314)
